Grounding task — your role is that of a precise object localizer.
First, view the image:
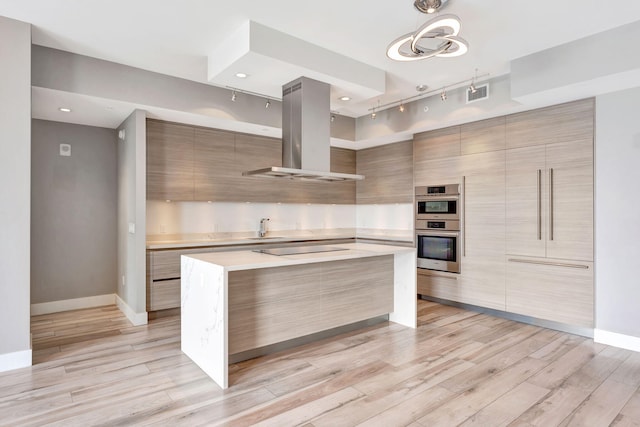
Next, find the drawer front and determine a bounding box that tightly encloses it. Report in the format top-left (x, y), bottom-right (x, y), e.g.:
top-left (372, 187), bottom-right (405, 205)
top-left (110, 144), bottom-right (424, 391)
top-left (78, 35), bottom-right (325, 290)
top-left (151, 250), bottom-right (183, 280)
top-left (417, 270), bottom-right (460, 302)
top-left (149, 279), bottom-right (181, 311)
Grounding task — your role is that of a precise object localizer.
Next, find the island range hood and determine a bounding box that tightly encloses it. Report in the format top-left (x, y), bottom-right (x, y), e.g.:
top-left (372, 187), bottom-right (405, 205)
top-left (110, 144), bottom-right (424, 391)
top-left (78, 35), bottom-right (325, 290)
top-left (242, 77), bottom-right (364, 182)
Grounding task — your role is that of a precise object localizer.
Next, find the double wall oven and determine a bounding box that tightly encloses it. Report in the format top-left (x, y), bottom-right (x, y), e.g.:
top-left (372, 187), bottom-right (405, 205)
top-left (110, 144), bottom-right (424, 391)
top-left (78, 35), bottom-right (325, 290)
top-left (415, 184), bottom-right (461, 273)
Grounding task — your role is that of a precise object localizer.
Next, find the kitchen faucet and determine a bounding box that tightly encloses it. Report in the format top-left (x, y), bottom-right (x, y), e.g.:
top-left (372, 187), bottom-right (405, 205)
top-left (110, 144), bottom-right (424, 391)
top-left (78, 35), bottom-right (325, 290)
top-left (259, 218), bottom-right (270, 238)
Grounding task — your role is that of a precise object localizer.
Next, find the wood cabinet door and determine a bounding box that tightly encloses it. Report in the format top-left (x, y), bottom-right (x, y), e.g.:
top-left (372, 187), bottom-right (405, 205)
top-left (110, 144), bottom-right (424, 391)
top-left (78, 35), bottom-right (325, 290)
top-left (461, 116), bottom-right (506, 155)
top-left (356, 141), bottom-right (413, 204)
top-left (505, 98), bottom-right (594, 150)
top-left (506, 145), bottom-right (547, 257)
top-left (194, 128), bottom-right (236, 201)
top-left (413, 125), bottom-right (461, 167)
top-left (459, 151), bottom-right (506, 310)
top-left (505, 256), bottom-right (593, 328)
top-left (146, 120), bottom-right (195, 200)
top-left (545, 140), bottom-right (593, 261)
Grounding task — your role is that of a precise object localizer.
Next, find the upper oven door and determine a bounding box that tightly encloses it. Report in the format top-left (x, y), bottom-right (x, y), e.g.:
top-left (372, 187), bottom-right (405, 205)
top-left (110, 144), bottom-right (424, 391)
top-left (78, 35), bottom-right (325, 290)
top-left (416, 197), bottom-right (459, 220)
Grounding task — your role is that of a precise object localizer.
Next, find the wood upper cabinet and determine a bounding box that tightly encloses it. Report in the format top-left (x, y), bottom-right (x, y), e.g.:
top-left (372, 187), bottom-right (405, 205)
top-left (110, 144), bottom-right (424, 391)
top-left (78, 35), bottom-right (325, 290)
top-left (414, 125), bottom-right (461, 162)
top-left (461, 116), bottom-right (506, 155)
top-left (506, 98), bottom-right (594, 149)
top-left (146, 120), bottom-right (195, 200)
top-left (357, 140), bottom-right (413, 204)
top-left (194, 128), bottom-right (236, 201)
top-left (326, 147), bottom-right (356, 204)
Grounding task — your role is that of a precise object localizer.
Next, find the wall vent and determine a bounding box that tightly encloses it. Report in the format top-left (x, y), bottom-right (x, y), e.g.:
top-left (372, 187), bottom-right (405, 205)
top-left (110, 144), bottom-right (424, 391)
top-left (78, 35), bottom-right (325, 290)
top-left (466, 83), bottom-right (489, 104)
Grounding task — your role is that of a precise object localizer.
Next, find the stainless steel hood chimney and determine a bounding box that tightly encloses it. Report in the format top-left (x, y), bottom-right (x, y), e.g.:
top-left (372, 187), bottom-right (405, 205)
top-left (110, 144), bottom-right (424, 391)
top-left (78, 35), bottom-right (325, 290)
top-left (242, 77), bottom-right (364, 182)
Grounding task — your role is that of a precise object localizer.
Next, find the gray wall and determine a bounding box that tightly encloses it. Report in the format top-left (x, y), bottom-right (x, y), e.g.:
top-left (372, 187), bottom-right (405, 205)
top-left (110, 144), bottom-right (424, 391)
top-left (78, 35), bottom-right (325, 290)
top-left (31, 120), bottom-right (117, 304)
top-left (595, 87), bottom-right (640, 338)
top-left (0, 16), bottom-right (31, 370)
top-left (117, 110), bottom-right (147, 320)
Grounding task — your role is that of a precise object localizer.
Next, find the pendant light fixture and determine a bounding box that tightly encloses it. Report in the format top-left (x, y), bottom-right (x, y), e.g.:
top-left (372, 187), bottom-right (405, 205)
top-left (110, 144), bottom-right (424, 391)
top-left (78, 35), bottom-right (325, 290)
top-left (387, 0), bottom-right (468, 62)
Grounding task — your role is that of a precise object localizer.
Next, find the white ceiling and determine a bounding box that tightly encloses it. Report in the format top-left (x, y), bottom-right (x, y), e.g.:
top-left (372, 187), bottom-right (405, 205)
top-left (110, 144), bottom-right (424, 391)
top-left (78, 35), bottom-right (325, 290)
top-left (3, 0), bottom-right (640, 120)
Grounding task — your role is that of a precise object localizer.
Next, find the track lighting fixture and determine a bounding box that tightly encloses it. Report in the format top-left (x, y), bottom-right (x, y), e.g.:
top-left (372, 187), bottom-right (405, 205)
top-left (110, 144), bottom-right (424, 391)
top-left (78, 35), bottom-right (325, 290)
top-left (440, 88), bottom-right (447, 101)
top-left (330, 114), bottom-right (336, 122)
top-left (399, 102), bottom-right (405, 113)
top-left (469, 68), bottom-right (479, 94)
top-left (371, 109), bottom-right (377, 120)
top-left (231, 91), bottom-right (237, 102)
top-left (265, 99), bottom-right (271, 109)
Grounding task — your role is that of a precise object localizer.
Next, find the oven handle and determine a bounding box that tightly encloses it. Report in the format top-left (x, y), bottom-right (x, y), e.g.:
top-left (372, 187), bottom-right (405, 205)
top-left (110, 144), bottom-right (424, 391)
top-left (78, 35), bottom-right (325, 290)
top-left (416, 231), bottom-right (460, 237)
top-left (416, 195), bottom-right (460, 201)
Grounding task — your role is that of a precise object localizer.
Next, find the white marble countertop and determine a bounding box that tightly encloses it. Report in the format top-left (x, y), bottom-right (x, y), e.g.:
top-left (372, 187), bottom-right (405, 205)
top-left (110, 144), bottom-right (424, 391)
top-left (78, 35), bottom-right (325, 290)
top-left (184, 242), bottom-right (415, 272)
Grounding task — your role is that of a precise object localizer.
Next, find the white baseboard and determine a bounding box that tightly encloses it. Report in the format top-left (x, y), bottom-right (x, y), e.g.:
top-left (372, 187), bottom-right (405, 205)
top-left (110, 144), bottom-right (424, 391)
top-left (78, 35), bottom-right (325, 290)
top-left (31, 294), bottom-right (116, 316)
top-left (594, 329), bottom-right (640, 353)
top-left (115, 294), bottom-right (147, 326)
top-left (0, 349), bottom-right (32, 373)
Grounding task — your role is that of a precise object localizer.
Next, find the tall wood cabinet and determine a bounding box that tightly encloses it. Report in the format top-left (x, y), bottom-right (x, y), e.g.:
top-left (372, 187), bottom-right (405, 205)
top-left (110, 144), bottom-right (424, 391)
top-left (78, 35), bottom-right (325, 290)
top-left (414, 118), bottom-right (506, 311)
top-left (414, 99), bottom-right (595, 329)
top-left (505, 98), bottom-right (594, 328)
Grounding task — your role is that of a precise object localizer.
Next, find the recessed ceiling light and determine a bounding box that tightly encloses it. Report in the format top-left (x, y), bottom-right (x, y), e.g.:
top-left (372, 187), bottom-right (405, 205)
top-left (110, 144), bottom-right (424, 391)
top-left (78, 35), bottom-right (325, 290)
top-left (58, 107), bottom-right (72, 113)
top-left (235, 72), bottom-right (248, 78)
top-left (339, 96), bottom-right (351, 101)
top-left (416, 84), bottom-right (428, 92)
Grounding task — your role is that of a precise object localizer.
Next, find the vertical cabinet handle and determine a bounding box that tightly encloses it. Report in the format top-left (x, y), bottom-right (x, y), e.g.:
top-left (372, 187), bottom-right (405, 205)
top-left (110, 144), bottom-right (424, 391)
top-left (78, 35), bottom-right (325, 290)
top-left (537, 169), bottom-right (542, 240)
top-left (462, 176), bottom-right (466, 257)
top-left (549, 168), bottom-right (554, 241)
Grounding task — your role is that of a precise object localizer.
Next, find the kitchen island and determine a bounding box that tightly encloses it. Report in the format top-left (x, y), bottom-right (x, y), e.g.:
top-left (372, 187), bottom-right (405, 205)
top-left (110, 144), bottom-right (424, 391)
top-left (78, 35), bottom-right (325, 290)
top-left (181, 242), bottom-right (416, 389)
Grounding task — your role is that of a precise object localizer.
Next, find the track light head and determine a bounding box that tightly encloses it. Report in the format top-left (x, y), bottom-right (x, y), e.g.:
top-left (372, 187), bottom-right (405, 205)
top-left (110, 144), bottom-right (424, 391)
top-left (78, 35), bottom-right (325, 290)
top-left (265, 99), bottom-right (271, 108)
top-left (231, 91), bottom-right (237, 102)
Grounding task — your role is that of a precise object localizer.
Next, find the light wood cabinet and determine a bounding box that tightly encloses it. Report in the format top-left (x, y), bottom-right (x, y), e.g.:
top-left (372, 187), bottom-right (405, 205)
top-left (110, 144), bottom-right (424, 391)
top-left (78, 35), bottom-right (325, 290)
top-left (146, 120), bottom-right (195, 200)
top-left (459, 150), bottom-right (506, 310)
top-left (193, 127), bottom-right (236, 201)
top-left (146, 120), bottom-right (356, 204)
top-left (505, 98), bottom-right (594, 149)
top-left (461, 116), bottom-right (506, 155)
top-left (505, 256), bottom-right (593, 328)
top-left (413, 126), bottom-right (461, 160)
top-left (506, 145), bottom-right (547, 257)
top-left (356, 140), bottom-right (413, 204)
top-left (545, 141), bottom-right (593, 261)
top-left (506, 141), bottom-right (593, 262)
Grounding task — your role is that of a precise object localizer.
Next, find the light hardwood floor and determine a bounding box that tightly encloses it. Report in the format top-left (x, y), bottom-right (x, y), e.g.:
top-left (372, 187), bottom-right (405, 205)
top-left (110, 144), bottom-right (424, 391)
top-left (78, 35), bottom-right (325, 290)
top-left (2, 301), bottom-right (640, 426)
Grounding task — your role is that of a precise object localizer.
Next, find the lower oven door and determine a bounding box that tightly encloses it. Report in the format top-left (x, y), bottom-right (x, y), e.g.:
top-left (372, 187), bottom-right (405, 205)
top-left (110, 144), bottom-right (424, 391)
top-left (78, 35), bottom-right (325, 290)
top-left (416, 231), bottom-right (460, 273)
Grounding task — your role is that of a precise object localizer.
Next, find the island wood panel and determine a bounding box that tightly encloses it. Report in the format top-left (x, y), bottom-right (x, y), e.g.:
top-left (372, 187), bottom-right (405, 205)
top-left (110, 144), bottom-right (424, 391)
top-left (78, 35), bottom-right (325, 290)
top-left (193, 127), bottom-right (236, 201)
top-left (505, 256), bottom-right (594, 327)
top-left (505, 98), bottom-right (594, 150)
top-left (413, 126), bottom-right (461, 160)
top-left (227, 255), bottom-right (394, 354)
top-left (545, 140), bottom-right (594, 261)
top-left (356, 140), bottom-right (413, 204)
top-left (148, 279), bottom-right (181, 311)
top-left (460, 116), bottom-right (506, 155)
top-left (506, 145), bottom-right (547, 258)
top-left (146, 120), bottom-right (195, 200)
top-left (458, 150), bottom-right (506, 310)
